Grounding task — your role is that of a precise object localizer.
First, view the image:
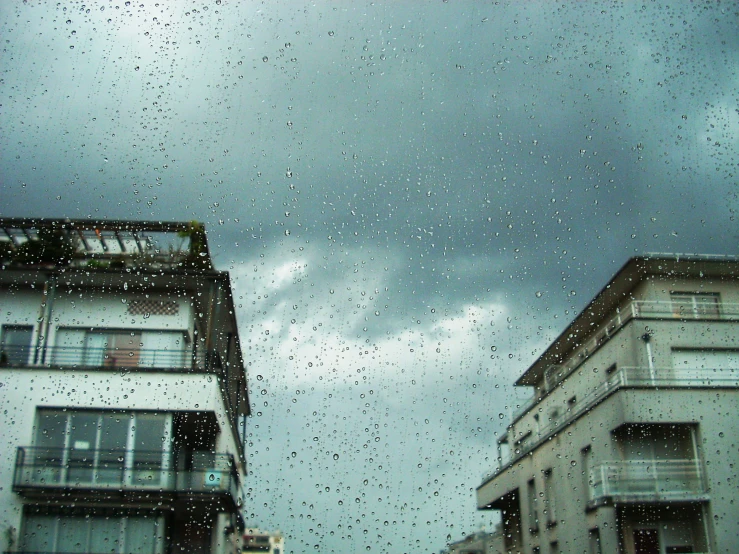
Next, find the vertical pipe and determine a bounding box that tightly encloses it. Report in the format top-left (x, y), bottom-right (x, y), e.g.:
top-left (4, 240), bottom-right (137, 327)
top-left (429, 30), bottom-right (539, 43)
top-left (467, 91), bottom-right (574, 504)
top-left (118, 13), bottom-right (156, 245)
top-left (36, 273), bottom-right (56, 365)
top-left (645, 340), bottom-right (655, 384)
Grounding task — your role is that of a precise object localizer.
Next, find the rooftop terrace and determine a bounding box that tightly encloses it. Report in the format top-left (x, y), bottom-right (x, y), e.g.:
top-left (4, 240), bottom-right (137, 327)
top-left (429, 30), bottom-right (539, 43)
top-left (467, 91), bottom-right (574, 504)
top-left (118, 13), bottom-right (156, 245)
top-left (0, 218), bottom-right (212, 271)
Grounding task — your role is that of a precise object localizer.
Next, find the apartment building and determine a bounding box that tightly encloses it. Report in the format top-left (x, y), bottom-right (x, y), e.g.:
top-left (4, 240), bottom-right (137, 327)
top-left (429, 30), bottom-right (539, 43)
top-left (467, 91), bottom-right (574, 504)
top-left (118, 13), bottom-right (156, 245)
top-left (444, 529), bottom-right (505, 554)
top-left (0, 218), bottom-right (250, 554)
top-left (477, 255), bottom-right (739, 554)
top-left (241, 529), bottom-right (284, 554)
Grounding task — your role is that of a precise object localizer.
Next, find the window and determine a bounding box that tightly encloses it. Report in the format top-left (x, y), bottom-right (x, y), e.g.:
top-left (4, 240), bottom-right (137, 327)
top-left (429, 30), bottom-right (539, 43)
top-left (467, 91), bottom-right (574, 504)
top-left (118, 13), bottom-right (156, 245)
top-left (588, 528), bottom-right (602, 554)
top-left (21, 512), bottom-right (165, 554)
top-left (0, 324), bottom-right (33, 366)
top-left (543, 468), bottom-right (556, 526)
top-left (633, 528), bottom-right (660, 554)
top-left (670, 292), bottom-right (720, 318)
top-left (527, 478), bottom-right (538, 533)
top-left (52, 328), bottom-right (186, 369)
top-left (31, 409), bottom-right (171, 487)
top-left (581, 445), bottom-right (592, 500)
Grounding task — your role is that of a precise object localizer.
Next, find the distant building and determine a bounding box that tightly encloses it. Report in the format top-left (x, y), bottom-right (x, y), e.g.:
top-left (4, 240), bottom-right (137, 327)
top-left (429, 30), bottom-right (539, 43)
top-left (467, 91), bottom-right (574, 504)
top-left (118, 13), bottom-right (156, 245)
top-left (0, 218), bottom-right (250, 554)
top-left (241, 528), bottom-right (284, 554)
top-left (477, 254), bottom-right (739, 554)
top-left (445, 528), bottom-right (505, 554)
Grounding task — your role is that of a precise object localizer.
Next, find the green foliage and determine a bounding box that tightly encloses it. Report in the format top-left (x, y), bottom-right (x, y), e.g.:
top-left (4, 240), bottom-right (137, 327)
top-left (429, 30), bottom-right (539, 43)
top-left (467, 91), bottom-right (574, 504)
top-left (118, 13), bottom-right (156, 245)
top-left (179, 221), bottom-right (212, 270)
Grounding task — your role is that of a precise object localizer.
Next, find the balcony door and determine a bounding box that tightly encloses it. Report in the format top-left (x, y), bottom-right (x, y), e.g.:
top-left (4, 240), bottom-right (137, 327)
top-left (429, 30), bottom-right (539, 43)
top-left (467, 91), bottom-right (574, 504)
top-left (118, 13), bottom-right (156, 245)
top-left (633, 528), bottom-right (660, 554)
top-left (33, 409), bottom-right (172, 489)
top-left (616, 424), bottom-right (699, 497)
top-left (53, 327), bottom-right (187, 369)
top-left (84, 330), bottom-right (142, 368)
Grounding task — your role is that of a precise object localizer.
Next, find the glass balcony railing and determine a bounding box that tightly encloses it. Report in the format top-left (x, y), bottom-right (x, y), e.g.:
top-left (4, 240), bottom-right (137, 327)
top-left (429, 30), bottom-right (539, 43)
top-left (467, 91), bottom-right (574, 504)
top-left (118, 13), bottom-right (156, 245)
top-left (0, 345), bottom-right (211, 371)
top-left (13, 446), bottom-right (239, 508)
top-left (482, 365), bottom-right (738, 483)
top-left (589, 459), bottom-right (708, 504)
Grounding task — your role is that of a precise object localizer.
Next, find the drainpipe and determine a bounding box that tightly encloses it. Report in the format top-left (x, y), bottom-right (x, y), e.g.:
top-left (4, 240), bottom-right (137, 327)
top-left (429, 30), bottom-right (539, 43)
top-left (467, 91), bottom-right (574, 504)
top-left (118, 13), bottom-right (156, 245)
top-left (36, 272), bottom-right (57, 365)
top-left (641, 332), bottom-right (655, 385)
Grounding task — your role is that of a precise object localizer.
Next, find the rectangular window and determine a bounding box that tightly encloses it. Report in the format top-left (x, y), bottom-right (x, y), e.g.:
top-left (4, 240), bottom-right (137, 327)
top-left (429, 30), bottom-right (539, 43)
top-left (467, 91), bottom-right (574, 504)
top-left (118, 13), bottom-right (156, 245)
top-left (527, 478), bottom-right (538, 533)
top-left (1, 324), bottom-right (33, 366)
top-left (53, 328), bottom-right (186, 369)
top-left (86, 330), bottom-right (142, 367)
top-left (543, 468), bottom-right (556, 526)
top-left (588, 528), bottom-right (602, 554)
top-left (581, 446), bottom-right (592, 501)
top-left (29, 409), bottom-right (171, 488)
top-left (633, 528), bottom-right (660, 554)
top-left (670, 292), bottom-right (720, 318)
top-left (21, 513), bottom-right (165, 554)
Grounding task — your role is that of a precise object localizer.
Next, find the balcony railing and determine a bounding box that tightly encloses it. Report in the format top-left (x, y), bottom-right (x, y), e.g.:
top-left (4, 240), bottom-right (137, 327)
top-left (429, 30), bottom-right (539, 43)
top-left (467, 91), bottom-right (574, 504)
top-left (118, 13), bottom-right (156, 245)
top-left (1, 345), bottom-right (210, 371)
top-left (482, 365), bottom-right (738, 483)
top-left (512, 301), bottom-right (739, 423)
top-left (589, 459), bottom-right (708, 505)
top-left (13, 446), bottom-right (239, 507)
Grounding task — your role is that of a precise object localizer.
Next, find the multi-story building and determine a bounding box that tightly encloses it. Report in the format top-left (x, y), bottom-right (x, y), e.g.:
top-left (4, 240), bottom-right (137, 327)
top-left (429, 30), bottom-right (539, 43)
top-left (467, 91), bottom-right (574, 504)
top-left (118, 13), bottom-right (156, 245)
top-left (444, 528), bottom-right (505, 554)
top-left (0, 218), bottom-right (250, 554)
top-left (477, 254), bottom-right (739, 554)
top-left (241, 528), bottom-right (284, 554)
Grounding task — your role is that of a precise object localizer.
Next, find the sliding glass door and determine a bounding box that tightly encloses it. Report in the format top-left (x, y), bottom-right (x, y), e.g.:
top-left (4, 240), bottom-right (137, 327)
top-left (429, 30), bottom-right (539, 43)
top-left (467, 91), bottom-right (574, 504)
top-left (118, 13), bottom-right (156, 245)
top-left (33, 409), bottom-right (172, 488)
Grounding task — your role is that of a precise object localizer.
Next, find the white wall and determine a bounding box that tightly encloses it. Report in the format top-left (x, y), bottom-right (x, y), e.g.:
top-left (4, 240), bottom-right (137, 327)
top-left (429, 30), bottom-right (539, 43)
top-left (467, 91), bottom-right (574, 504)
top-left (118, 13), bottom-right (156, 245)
top-left (0, 369), bottom-right (245, 541)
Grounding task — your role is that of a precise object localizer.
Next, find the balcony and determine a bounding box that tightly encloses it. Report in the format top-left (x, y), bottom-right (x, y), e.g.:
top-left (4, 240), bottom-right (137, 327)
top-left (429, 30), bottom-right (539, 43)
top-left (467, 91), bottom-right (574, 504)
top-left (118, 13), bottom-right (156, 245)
top-left (588, 459), bottom-right (709, 508)
top-left (510, 300), bottom-right (739, 422)
top-left (0, 344), bottom-right (218, 372)
top-left (481, 365), bottom-right (738, 484)
top-left (13, 446), bottom-right (239, 509)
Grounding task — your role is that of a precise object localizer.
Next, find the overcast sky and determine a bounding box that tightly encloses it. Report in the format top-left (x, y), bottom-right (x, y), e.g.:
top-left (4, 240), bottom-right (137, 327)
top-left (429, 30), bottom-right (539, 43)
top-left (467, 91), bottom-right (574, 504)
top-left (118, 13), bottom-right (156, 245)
top-left (2, 1), bottom-right (738, 552)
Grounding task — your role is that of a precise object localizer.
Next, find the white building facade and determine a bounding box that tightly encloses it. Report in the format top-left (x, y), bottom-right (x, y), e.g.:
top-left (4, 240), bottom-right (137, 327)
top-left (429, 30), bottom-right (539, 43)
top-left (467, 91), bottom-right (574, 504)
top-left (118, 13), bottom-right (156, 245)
top-left (477, 255), bottom-right (739, 554)
top-left (241, 528), bottom-right (284, 554)
top-left (0, 219), bottom-right (250, 554)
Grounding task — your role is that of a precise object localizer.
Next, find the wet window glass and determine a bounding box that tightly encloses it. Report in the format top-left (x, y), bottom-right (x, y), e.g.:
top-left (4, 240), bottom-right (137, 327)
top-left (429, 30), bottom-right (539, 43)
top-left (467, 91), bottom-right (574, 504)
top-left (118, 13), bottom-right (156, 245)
top-left (1, 2), bottom-right (737, 553)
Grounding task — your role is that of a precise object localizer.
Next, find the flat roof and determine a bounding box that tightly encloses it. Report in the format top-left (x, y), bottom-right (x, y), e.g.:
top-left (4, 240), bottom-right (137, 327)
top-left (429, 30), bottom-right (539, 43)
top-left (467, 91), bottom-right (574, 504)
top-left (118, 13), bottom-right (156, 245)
top-left (515, 253), bottom-right (739, 386)
top-left (0, 217), bottom-right (211, 269)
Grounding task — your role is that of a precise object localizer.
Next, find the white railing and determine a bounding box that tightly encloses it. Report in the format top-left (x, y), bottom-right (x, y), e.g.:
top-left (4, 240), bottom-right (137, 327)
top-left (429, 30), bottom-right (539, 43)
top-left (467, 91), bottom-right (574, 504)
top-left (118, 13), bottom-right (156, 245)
top-left (482, 365), bottom-right (737, 483)
top-left (589, 459), bottom-right (707, 502)
top-left (511, 300), bottom-right (739, 422)
top-left (546, 300), bottom-right (739, 390)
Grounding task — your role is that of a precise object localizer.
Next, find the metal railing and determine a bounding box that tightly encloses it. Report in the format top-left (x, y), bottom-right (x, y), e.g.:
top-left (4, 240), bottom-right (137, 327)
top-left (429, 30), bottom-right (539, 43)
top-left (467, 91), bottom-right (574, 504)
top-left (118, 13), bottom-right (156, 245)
top-left (482, 365), bottom-right (738, 483)
top-left (511, 300), bottom-right (739, 421)
top-left (1, 344), bottom-right (208, 371)
top-left (589, 459), bottom-right (708, 503)
top-left (13, 446), bottom-right (238, 506)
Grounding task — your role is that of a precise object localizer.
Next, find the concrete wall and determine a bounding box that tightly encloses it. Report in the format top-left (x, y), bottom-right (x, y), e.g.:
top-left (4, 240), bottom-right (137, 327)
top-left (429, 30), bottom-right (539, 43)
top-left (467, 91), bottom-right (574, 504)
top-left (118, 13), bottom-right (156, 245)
top-left (478, 273), bottom-right (739, 554)
top-left (0, 368), bottom-right (246, 544)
